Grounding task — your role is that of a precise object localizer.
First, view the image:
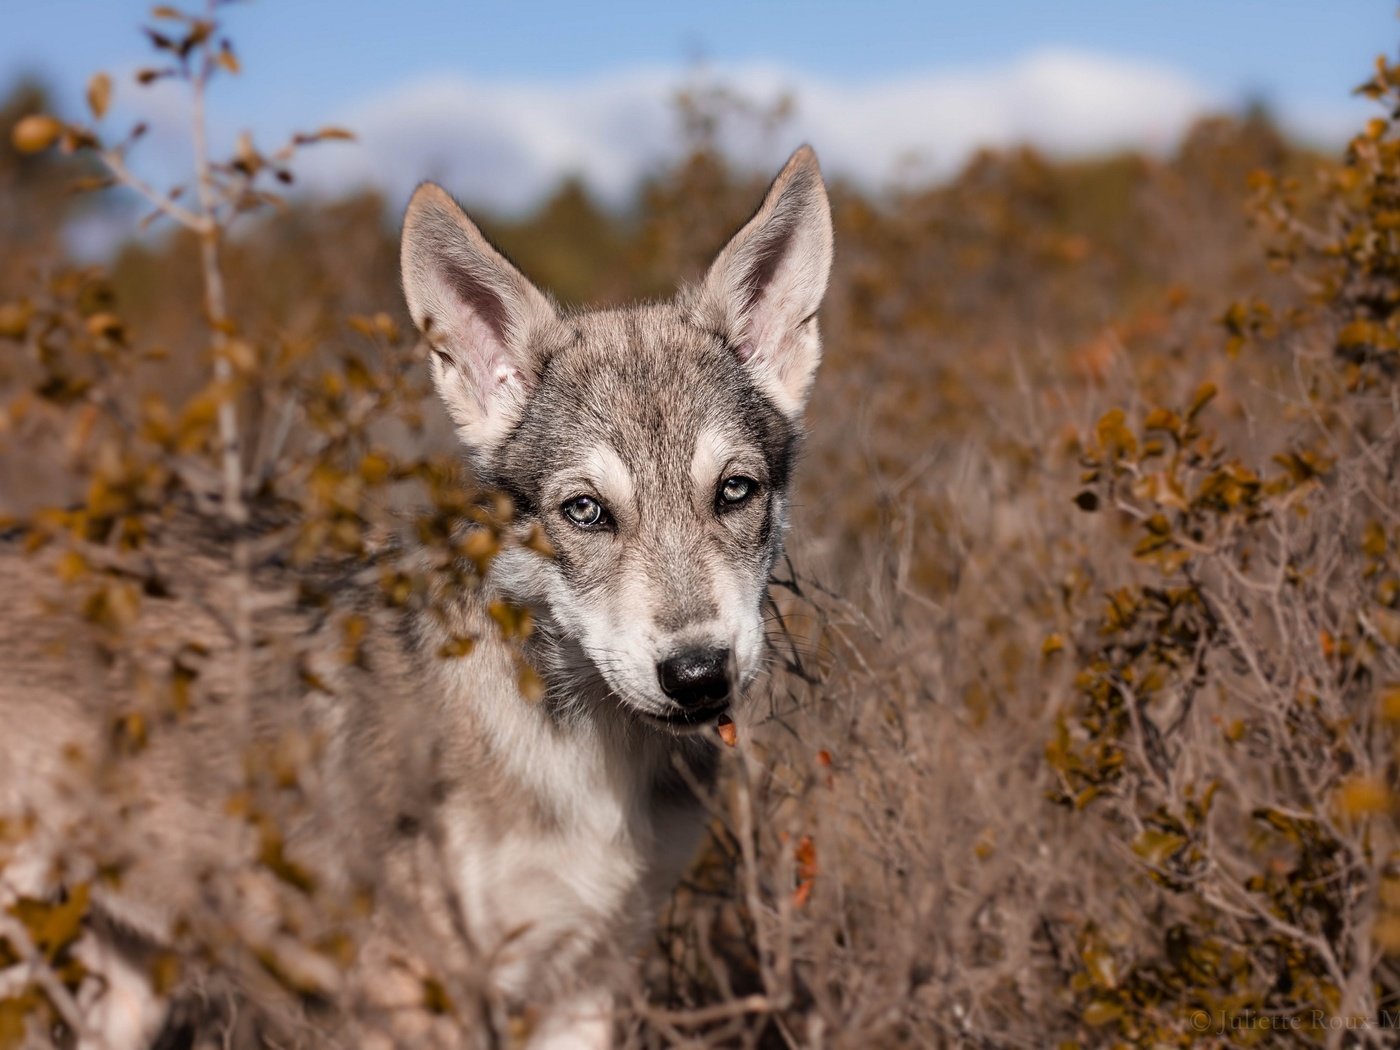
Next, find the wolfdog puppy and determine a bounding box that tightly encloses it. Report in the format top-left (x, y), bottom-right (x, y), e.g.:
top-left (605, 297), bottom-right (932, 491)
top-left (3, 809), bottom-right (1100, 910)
top-left (0, 145), bottom-right (832, 1048)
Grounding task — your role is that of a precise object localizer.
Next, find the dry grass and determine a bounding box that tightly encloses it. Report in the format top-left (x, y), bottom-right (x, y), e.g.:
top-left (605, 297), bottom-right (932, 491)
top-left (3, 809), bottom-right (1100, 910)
top-left (3, 10), bottom-right (1400, 1049)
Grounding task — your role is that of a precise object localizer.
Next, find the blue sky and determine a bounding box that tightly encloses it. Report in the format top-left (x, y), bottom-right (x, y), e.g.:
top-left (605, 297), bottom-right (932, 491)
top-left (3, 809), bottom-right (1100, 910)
top-left (3, 1), bottom-right (1395, 213)
top-left (5, 1), bottom-right (1392, 106)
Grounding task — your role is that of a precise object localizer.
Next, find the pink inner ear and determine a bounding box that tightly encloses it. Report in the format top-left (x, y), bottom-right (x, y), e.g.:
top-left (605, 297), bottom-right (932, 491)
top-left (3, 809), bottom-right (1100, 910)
top-left (732, 339), bottom-right (756, 363)
top-left (445, 298), bottom-right (515, 407)
top-left (741, 301), bottom-right (784, 366)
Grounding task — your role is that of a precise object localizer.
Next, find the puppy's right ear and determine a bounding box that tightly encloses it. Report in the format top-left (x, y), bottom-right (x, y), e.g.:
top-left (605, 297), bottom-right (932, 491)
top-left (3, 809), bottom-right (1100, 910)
top-left (401, 183), bottom-right (557, 451)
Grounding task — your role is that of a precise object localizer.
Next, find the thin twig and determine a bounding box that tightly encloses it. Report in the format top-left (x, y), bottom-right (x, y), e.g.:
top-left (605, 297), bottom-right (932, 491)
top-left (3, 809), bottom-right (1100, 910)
top-left (189, 5), bottom-right (245, 523)
top-left (97, 149), bottom-right (210, 234)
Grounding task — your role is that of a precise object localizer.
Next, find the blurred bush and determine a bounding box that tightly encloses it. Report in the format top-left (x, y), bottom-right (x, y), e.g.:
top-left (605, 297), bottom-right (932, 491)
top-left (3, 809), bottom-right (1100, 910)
top-left (2, 7), bottom-right (1398, 1048)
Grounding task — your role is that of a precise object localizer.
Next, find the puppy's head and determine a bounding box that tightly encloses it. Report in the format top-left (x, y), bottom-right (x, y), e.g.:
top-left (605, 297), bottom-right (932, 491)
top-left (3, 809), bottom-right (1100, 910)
top-left (401, 147), bottom-right (833, 729)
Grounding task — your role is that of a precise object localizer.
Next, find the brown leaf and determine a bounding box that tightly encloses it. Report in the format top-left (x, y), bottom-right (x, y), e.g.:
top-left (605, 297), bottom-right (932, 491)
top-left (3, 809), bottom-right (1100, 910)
top-left (68, 174), bottom-right (117, 194)
top-left (234, 130), bottom-right (262, 175)
top-left (59, 126), bottom-right (99, 153)
top-left (795, 834), bottom-right (818, 879)
top-left (185, 19), bottom-right (213, 51)
top-left (0, 302), bottom-right (32, 340)
top-left (517, 664), bottom-right (545, 703)
top-left (87, 72), bottom-right (112, 119)
top-left (792, 878), bottom-right (813, 908)
top-left (437, 636), bottom-right (475, 659)
top-left (7, 883), bottom-right (90, 962)
top-left (85, 312), bottom-right (126, 342)
top-left (422, 977), bottom-right (453, 1015)
top-left (294, 126), bottom-right (356, 146)
top-left (1186, 381), bottom-right (1217, 421)
top-left (11, 114), bottom-right (63, 154)
top-left (144, 28), bottom-right (176, 52)
top-left (216, 42), bottom-right (240, 74)
top-left (716, 712), bottom-right (737, 747)
top-left (1336, 777), bottom-right (1391, 816)
top-left (0, 995), bottom-right (34, 1050)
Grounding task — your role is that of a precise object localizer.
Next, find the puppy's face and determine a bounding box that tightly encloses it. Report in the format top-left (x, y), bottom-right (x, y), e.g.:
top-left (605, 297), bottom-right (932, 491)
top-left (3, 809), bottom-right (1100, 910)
top-left (401, 147), bottom-right (833, 727)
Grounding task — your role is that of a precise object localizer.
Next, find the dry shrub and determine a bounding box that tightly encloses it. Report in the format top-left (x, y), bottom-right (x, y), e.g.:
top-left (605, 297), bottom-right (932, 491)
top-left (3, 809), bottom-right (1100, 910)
top-left (2, 10), bottom-right (543, 1047)
top-left (2, 6), bottom-right (1399, 1049)
top-left (1041, 61), bottom-right (1400, 1046)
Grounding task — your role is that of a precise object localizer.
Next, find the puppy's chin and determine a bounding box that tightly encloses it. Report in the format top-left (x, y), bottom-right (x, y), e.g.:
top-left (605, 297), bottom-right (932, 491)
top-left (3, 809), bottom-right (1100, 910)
top-left (635, 703), bottom-right (731, 737)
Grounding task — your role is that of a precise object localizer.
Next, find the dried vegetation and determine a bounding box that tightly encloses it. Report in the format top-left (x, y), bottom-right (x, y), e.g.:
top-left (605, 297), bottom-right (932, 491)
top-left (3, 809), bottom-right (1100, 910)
top-left (3, 6), bottom-right (1400, 1047)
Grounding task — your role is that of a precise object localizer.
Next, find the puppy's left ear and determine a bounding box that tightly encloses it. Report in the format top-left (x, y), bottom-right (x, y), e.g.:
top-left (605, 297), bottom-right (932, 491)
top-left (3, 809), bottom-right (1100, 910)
top-left (691, 145), bottom-right (834, 417)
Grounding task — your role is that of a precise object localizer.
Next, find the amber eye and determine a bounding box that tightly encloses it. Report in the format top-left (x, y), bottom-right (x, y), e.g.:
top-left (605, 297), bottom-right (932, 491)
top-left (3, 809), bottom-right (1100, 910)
top-left (562, 495), bottom-right (608, 529)
top-left (717, 476), bottom-right (757, 510)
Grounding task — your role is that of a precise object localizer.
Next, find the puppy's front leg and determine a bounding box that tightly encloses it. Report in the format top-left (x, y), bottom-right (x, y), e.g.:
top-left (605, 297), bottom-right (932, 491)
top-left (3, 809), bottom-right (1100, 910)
top-left (74, 932), bottom-right (167, 1050)
top-left (526, 987), bottom-right (613, 1050)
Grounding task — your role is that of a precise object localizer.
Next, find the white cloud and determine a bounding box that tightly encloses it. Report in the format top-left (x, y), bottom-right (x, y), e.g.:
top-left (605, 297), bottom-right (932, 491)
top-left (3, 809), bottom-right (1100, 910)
top-left (66, 45), bottom-right (1370, 258)
top-left (291, 49), bottom-right (1226, 212)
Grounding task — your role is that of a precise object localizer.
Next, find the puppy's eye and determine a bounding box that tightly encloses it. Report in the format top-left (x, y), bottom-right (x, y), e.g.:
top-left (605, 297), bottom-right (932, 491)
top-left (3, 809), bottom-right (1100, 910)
top-left (717, 475), bottom-right (757, 510)
top-left (562, 495), bottom-right (609, 529)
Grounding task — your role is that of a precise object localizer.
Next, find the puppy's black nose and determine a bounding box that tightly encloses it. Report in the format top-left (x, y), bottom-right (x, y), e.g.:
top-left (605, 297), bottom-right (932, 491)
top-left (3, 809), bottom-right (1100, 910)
top-left (657, 647), bottom-right (731, 708)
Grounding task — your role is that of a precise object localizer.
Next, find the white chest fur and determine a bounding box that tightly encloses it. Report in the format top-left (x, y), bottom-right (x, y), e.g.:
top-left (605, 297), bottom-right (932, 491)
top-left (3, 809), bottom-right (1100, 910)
top-left (434, 650), bottom-right (691, 996)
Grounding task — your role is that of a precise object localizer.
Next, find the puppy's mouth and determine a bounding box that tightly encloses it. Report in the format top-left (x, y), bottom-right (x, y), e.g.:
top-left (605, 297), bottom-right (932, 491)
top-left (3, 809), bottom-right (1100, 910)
top-left (640, 702), bottom-right (731, 733)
